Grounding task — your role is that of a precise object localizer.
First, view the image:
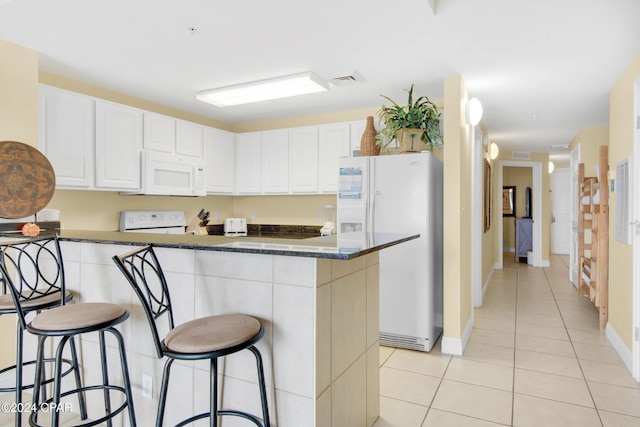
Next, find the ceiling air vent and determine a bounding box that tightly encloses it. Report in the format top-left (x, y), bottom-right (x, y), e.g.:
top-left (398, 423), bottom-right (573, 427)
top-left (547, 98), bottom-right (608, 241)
top-left (329, 70), bottom-right (366, 87)
top-left (512, 152), bottom-right (530, 160)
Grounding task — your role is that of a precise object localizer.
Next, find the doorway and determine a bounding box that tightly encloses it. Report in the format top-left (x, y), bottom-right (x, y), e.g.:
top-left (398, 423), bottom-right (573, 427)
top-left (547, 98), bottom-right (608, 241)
top-left (633, 77), bottom-right (640, 381)
top-left (551, 168), bottom-right (571, 255)
top-left (498, 161), bottom-right (543, 267)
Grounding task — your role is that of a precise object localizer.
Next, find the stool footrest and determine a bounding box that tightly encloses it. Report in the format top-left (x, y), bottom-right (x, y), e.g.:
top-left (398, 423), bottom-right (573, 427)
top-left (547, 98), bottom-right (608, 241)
top-left (0, 357), bottom-right (75, 392)
top-left (175, 409), bottom-right (266, 427)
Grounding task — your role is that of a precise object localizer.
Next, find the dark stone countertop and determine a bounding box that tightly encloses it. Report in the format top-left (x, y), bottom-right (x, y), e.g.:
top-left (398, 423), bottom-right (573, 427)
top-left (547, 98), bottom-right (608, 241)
top-left (46, 229), bottom-right (419, 260)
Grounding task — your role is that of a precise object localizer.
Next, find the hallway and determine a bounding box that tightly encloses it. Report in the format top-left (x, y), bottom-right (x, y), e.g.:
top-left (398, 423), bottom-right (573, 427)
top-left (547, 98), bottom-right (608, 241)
top-left (375, 254), bottom-right (640, 426)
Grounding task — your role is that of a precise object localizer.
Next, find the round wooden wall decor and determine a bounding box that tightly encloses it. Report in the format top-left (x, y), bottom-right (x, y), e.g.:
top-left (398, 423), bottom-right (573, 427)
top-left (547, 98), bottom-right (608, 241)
top-left (0, 141), bottom-right (56, 219)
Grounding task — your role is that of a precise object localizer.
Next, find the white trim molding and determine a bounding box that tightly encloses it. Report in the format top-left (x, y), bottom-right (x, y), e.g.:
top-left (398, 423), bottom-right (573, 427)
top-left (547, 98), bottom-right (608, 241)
top-left (441, 314), bottom-right (474, 356)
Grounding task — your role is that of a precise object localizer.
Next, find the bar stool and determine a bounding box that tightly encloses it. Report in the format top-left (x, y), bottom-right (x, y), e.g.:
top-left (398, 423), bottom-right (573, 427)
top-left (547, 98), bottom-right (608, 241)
top-left (0, 245), bottom-right (137, 426)
top-left (112, 245), bottom-right (270, 427)
top-left (0, 235), bottom-right (85, 427)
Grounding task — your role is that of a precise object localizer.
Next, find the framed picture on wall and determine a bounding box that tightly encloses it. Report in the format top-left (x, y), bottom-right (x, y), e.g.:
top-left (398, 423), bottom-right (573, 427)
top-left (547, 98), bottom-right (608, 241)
top-left (484, 159), bottom-right (491, 232)
top-left (503, 186), bottom-right (516, 216)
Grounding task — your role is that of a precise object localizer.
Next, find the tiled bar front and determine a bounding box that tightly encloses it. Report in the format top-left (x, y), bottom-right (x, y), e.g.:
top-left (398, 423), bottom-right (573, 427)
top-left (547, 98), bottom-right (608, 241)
top-left (54, 240), bottom-right (380, 427)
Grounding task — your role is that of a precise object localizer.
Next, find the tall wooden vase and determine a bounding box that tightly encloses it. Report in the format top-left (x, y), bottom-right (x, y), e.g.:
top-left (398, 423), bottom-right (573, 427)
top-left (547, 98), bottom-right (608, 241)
top-left (360, 116), bottom-right (380, 156)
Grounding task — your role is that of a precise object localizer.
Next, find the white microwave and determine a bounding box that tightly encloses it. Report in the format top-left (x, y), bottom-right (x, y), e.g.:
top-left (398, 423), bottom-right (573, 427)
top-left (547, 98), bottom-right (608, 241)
top-left (134, 151), bottom-right (206, 196)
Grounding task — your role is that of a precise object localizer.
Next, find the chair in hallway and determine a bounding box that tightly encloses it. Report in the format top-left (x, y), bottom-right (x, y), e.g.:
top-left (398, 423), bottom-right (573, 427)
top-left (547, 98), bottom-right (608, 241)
top-left (112, 245), bottom-right (270, 427)
top-left (0, 237), bottom-right (136, 427)
top-left (0, 235), bottom-right (85, 427)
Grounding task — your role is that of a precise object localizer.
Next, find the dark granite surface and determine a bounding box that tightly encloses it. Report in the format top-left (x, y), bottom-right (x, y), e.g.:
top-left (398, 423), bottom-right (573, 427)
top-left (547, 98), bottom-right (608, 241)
top-left (48, 229), bottom-right (419, 260)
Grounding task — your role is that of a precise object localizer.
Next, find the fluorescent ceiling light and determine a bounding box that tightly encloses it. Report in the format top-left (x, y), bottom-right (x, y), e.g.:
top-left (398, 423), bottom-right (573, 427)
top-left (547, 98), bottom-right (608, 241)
top-left (197, 72), bottom-right (329, 107)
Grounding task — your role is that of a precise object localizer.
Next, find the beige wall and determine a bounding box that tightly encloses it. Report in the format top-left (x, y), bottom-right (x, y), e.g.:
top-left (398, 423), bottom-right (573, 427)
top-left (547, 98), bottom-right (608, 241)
top-left (442, 75), bottom-right (474, 344)
top-left (569, 126), bottom-right (610, 176)
top-left (608, 53), bottom-right (640, 350)
top-left (0, 40), bottom-right (39, 368)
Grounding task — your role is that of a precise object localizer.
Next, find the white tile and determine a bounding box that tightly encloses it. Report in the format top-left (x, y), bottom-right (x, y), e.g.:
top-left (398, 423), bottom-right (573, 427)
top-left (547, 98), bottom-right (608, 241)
top-left (445, 358), bottom-right (513, 391)
top-left (514, 368), bottom-right (594, 407)
top-left (332, 354), bottom-right (367, 427)
top-left (515, 349), bottom-right (582, 378)
top-left (423, 409), bottom-right (505, 426)
top-left (273, 283), bottom-right (315, 397)
top-left (589, 381), bottom-right (640, 417)
top-left (380, 367), bottom-right (440, 406)
top-left (153, 246), bottom-right (195, 274)
top-left (274, 255), bottom-right (318, 287)
top-left (431, 380), bottom-right (512, 425)
top-left (384, 348), bottom-right (451, 379)
top-left (513, 393), bottom-right (601, 427)
top-left (373, 396), bottom-right (428, 427)
top-left (331, 269), bottom-right (367, 380)
top-left (194, 251), bottom-right (273, 282)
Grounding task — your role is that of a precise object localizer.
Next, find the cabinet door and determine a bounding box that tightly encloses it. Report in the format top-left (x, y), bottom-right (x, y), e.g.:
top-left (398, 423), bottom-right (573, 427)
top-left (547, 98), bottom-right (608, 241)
top-left (38, 85), bottom-right (95, 188)
top-left (235, 132), bottom-right (262, 194)
top-left (261, 129), bottom-right (289, 194)
top-left (349, 119), bottom-right (367, 156)
top-left (204, 127), bottom-right (235, 194)
top-left (289, 127), bottom-right (319, 193)
top-left (143, 112), bottom-right (175, 152)
top-left (176, 120), bottom-right (204, 157)
top-left (318, 123), bottom-right (350, 193)
top-left (95, 101), bottom-right (142, 190)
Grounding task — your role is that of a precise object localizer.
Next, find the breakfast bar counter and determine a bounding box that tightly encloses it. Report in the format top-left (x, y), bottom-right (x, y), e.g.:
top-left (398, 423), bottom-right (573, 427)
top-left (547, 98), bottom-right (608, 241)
top-left (43, 230), bottom-right (417, 426)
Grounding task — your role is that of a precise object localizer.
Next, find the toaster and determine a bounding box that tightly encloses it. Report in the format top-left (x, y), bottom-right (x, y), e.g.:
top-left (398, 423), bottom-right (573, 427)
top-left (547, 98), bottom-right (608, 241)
top-left (224, 218), bottom-right (247, 236)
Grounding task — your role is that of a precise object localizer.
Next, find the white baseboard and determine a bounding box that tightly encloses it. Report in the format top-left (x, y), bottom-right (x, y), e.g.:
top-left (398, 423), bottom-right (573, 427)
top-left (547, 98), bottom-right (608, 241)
top-left (606, 323), bottom-right (634, 375)
top-left (540, 259), bottom-right (550, 267)
top-left (441, 314), bottom-right (474, 356)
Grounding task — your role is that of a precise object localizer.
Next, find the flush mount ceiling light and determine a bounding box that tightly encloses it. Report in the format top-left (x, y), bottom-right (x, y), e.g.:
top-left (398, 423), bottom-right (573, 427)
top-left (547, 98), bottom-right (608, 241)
top-left (467, 97), bottom-right (483, 126)
top-left (197, 72), bottom-right (329, 107)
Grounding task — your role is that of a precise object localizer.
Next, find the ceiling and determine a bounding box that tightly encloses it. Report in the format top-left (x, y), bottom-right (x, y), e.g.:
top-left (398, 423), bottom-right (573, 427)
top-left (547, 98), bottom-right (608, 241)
top-left (1, 0), bottom-right (639, 162)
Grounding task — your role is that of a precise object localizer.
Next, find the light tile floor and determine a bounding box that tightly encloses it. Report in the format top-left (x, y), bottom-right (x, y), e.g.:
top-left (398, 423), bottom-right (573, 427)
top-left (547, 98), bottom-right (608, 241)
top-left (375, 253), bottom-right (640, 427)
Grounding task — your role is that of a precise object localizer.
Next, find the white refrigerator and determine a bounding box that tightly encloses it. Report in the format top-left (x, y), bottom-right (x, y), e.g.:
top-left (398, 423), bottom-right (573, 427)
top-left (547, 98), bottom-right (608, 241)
top-left (337, 152), bottom-right (443, 352)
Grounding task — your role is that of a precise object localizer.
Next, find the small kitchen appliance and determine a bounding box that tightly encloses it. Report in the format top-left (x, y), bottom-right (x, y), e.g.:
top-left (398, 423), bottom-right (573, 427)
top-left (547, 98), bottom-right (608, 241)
top-left (120, 210), bottom-right (186, 234)
top-left (320, 204), bottom-right (336, 236)
top-left (224, 218), bottom-right (247, 236)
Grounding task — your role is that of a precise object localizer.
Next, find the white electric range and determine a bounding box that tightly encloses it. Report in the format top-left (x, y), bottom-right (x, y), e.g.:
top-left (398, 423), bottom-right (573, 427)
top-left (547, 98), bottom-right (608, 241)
top-left (119, 210), bottom-right (187, 234)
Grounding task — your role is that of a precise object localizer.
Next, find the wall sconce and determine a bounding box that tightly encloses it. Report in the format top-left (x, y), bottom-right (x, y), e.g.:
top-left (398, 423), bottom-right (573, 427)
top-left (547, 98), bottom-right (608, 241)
top-left (467, 97), bottom-right (483, 126)
top-left (548, 161), bottom-right (555, 174)
top-left (489, 142), bottom-right (499, 160)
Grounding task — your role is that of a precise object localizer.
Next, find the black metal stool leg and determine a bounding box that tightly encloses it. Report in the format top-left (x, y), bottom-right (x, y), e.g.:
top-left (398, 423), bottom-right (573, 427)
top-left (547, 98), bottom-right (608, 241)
top-left (156, 358), bottom-right (174, 427)
top-left (248, 346), bottom-right (270, 427)
top-left (107, 327), bottom-right (137, 427)
top-left (52, 336), bottom-right (71, 427)
top-left (67, 336), bottom-right (87, 420)
top-left (98, 331), bottom-right (113, 427)
top-left (210, 357), bottom-right (218, 427)
top-left (13, 322), bottom-right (23, 427)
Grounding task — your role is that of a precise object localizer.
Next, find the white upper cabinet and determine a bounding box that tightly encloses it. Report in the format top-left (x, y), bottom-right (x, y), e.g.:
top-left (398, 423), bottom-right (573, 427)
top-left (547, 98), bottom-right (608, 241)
top-left (235, 132), bottom-right (262, 194)
top-left (176, 119), bottom-right (205, 157)
top-left (143, 112), bottom-right (175, 153)
top-left (38, 85), bottom-right (95, 188)
top-left (289, 126), bottom-right (319, 193)
top-left (204, 127), bottom-right (235, 194)
top-left (261, 129), bottom-right (289, 194)
top-left (95, 100), bottom-right (143, 190)
top-left (318, 123), bottom-right (350, 193)
top-left (349, 119), bottom-right (368, 156)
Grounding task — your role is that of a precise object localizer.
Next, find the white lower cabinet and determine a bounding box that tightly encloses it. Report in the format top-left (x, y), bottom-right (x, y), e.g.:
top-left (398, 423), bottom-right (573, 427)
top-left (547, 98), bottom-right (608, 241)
top-left (95, 100), bottom-right (142, 190)
top-left (38, 85), bottom-right (95, 188)
top-left (235, 132), bottom-right (262, 194)
top-left (204, 127), bottom-right (235, 194)
top-left (319, 123), bottom-right (350, 193)
top-left (261, 129), bottom-right (289, 194)
top-left (289, 126), bottom-right (319, 193)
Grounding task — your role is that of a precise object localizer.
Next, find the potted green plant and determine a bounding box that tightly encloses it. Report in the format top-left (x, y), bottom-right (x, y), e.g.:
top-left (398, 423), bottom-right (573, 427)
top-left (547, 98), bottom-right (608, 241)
top-left (376, 84), bottom-right (443, 152)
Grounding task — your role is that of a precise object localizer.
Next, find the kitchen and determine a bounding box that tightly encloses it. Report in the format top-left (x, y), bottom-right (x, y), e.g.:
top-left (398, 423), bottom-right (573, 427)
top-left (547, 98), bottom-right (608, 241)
top-left (2, 0), bottom-right (640, 425)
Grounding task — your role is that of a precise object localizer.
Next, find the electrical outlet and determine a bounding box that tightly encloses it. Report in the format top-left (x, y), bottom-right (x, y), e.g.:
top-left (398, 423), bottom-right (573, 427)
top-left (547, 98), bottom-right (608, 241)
top-left (316, 212), bottom-right (323, 222)
top-left (249, 212), bottom-right (256, 221)
top-left (214, 211), bottom-right (220, 221)
top-left (142, 374), bottom-right (153, 399)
